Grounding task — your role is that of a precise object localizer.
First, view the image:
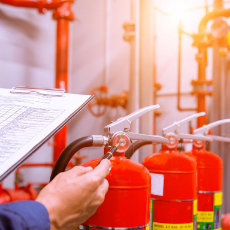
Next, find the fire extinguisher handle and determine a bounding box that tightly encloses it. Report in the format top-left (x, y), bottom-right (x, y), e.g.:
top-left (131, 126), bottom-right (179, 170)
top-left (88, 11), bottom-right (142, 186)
top-left (127, 132), bottom-right (169, 144)
top-left (205, 135), bottom-right (230, 143)
top-left (194, 119), bottom-right (230, 135)
top-left (104, 105), bottom-right (160, 134)
top-left (163, 112), bottom-right (206, 135)
top-left (175, 133), bottom-right (213, 142)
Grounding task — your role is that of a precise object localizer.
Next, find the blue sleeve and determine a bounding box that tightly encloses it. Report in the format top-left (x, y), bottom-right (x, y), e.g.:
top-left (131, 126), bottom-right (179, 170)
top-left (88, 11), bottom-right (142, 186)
top-left (0, 200), bottom-right (50, 230)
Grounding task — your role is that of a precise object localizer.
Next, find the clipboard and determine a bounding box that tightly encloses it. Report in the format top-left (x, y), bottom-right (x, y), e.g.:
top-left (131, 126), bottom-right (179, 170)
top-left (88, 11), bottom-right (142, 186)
top-left (0, 87), bottom-right (94, 181)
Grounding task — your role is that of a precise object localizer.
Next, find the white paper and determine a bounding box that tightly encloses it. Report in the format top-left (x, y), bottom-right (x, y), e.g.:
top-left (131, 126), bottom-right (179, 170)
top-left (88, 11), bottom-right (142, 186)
top-left (150, 173), bottom-right (164, 196)
top-left (0, 88), bottom-right (92, 180)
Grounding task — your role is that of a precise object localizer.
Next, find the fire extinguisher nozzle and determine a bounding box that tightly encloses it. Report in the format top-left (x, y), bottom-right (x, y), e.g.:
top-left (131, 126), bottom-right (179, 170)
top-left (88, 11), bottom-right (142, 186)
top-left (96, 144), bottom-right (120, 167)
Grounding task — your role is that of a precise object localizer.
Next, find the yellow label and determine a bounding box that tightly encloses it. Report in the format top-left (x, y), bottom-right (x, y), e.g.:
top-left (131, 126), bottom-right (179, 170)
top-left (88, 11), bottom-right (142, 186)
top-left (214, 228), bottom-right (221, 230)
top-left (214, 192), bottom-right (222, 206)
top-left (153, 222), bottom-right (193, 230)
top-left (193, 200), bottom-right (198, 215)
top-left (228, 31), bottom-right (230, 46)
top-left (197, 211), bottom-right (214, 222)
top-left (146, 225), bottom-right (150, 230)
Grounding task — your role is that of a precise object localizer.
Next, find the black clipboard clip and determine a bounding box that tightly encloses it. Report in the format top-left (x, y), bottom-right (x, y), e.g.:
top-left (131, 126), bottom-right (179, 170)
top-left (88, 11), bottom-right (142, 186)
top-left (10, 86), bottom-right (65, 97)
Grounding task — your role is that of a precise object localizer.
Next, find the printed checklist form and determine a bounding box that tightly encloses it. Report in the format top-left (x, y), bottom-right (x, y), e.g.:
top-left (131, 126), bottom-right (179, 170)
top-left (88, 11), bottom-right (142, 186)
top-left (0, 88), bottom-right (94, 181)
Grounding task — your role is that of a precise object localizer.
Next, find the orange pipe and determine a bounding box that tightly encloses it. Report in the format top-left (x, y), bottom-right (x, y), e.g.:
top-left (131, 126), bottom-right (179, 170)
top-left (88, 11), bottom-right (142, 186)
top-left (199, 8), bottom-right (230, 33)
top-left (0, 0), bottom-right (73, 13)
top-left (196, 9), bottom-right (230, 127)
top-left (177, 21), bottom-right (197, 112)
top-left (53, 2), bottom-right (74, 160)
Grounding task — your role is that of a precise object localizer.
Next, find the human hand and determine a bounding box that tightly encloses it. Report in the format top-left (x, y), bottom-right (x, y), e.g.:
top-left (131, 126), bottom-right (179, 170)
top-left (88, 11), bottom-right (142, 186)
top-left (36, 159), bottom-right (110, 230)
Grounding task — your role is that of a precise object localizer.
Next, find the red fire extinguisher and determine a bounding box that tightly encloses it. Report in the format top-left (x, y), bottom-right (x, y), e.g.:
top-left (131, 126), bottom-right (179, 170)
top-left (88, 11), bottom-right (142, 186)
top-left (185, 119), bottom-right (230, 230)
top-left (222, 214), bottom-right (230, 230)
top-left (125, 113), bottom-right (211, 230)
top-left (50, 105), bottom-right (169, 230)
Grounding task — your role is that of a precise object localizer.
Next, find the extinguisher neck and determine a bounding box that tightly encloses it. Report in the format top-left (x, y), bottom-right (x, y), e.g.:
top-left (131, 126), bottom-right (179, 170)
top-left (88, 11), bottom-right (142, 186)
top-left (192, 144), bottom-right (205, 151)
top-left (162, 144), bottom-right (177, 152)
top-left (104, 147), bottom-right (125, 157)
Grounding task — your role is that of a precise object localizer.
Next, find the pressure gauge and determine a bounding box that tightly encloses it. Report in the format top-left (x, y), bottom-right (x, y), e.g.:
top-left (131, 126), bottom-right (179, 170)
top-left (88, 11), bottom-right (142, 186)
top-left (210, 17), bottom-right (229, 39)
top-left (165, 134), bottom-right (178, 149)
top-left (111, 132), bottom-right (131, 153)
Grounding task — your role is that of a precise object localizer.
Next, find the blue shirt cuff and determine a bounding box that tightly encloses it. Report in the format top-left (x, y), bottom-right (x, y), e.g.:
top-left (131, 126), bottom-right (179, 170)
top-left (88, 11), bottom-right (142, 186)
top-left (0, 200), bottom-right (50, 230)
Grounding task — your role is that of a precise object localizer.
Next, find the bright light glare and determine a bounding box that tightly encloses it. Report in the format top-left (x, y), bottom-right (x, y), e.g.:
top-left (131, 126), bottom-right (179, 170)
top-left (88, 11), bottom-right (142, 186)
top-left (168, 0), bottom-right (188, 24)
top-left (171, 8), bottom-right (186, 22)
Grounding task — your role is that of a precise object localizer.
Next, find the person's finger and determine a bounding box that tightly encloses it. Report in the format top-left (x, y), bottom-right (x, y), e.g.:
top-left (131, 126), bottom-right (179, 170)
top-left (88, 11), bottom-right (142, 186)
top-left (100, 179), bottom-right (109, 196)
top-left (93, 159), bottom-right (110, 178)
top-left (95, 179), bottom-right (109, 205)
top-left (68, 166), bottom-right (93, 177)
top-left (80, 160), bottom-right (110, 189)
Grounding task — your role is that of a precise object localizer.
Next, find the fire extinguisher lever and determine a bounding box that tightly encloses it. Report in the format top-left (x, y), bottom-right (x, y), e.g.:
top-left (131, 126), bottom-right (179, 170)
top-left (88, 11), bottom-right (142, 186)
top-left (163, 112), bottom-right (206, 135)
top-left (104, 105), bottom-right (160, 134)
top-left (193, 119), bottom-right (230, 143)
top-left (162, 112), bottom-right (212, 142)
top-left (104, 105), bottom-right (168, 152)
top-left (127, 132), bottom-right (168, 143)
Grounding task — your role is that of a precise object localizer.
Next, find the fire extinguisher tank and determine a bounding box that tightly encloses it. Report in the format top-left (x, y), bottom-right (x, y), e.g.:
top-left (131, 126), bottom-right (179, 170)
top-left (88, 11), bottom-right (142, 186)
top-left (83, 150), bottom-right (151, 230)
top-left (184, 146), bottom-right (223, 230)
top-left (143, 144), bottom-right (197, 230)
top-left (190, 119), bottom-right (230, 230)
top-left (191, 147), bottom-right (223, 192)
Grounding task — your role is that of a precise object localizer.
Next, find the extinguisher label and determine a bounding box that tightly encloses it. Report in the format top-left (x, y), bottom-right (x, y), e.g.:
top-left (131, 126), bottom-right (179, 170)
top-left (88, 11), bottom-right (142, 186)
top-left (150, 173), bottom-right (164, 196)
top-left (80, 225), bottom-right (150, 230)
top-left (152, 222), bottom-right (193, 230)
top-left (197, 192), bottom-right (222, 230)
top-left (197, 212), bottom-right (214, 222)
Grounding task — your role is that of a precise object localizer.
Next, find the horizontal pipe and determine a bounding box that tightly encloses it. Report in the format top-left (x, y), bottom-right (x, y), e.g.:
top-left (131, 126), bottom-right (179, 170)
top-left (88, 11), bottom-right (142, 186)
top-left (16, 162), bottom-right (74, 173)
top-left (0, 0), bottom-right (73, 11)
top-left (157, 92), bottom-right (193, 97)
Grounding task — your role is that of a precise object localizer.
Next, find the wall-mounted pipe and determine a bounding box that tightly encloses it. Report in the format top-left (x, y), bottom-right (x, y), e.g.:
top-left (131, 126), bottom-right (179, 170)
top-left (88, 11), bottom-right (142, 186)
top-left (177, 21), bottom-right (197, 112)
top-left (196, 8), bottom-right (230, 127)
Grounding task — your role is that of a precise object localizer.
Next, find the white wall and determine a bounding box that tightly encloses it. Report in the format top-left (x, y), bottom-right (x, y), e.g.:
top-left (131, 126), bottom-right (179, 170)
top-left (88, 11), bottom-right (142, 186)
top-left (0, 5), bottom-right (56, 187)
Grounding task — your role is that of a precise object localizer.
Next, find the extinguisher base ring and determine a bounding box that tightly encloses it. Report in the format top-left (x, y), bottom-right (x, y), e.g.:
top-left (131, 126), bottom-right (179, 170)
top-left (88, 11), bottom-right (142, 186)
top-left (81, 224), bottom-right (149, 230)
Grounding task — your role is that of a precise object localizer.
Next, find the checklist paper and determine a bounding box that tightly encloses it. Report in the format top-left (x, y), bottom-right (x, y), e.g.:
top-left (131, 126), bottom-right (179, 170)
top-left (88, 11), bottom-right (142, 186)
top-left (0, 88), bottom-right (94, 181)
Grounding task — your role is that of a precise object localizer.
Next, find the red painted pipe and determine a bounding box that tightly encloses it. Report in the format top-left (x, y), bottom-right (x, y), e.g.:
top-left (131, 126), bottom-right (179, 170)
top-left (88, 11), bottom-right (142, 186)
top-left (53, 2), bottom-right (74, 161)
top-left (0, 0), bottom-right (73, 13)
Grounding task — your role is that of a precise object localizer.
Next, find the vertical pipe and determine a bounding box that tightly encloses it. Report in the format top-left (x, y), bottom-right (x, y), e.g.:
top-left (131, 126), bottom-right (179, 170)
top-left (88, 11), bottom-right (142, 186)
top-left (197, 46), bottom-right (207, 127)
top-left (53, 18), bottom-right (69, 161)
top-left (104, 0), bottom-right (111, 86)
top-left (139, 0), bottom-right (155, 162)
top-left (128, 0), bottom-right (140, 162)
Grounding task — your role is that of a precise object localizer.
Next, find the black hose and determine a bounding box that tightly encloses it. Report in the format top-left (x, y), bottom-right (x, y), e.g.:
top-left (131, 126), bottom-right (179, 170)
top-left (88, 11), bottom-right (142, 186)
top-left (125, 141), bottom-right (152, 159)
top-left (50, 136), bottom-right (93, 181)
